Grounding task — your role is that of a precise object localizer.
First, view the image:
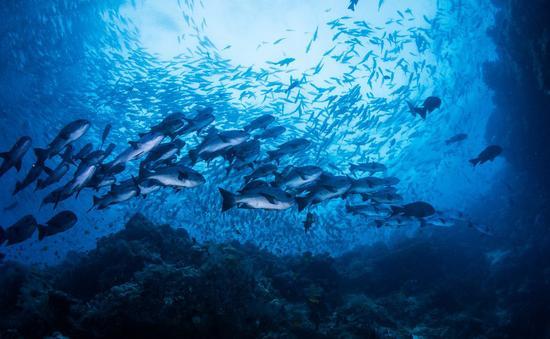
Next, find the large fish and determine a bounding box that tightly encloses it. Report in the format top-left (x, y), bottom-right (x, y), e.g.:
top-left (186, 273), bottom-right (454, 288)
top-left (469, 145), bottom-right (502, 166)
top-left (140, 165), bottom-right (205, 189)
top-left (0, 136), bottom-right (32, 177)
top-left (37, 211), bottom-right (77, 240)
top-left (273, 165), bottom-right (323, 191)
top-left (188, 130), bottom-right (249, 164)
top-left (35, 119), bottom-right (90, 161)
top-left (219, 186), bottom-right (294, 212)
top-left (296, 175), bottom-right (352, 211)
top-left (110, 131), bottom-right (165, 168)
top-left (267, 138), bottom-right (311, 163)
top-left (4, 215), bottom-right (37, 245)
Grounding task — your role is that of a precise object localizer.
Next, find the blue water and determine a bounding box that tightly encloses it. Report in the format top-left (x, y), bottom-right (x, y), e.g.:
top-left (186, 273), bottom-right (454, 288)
top-left (0, 0), bottom-right (504, 264)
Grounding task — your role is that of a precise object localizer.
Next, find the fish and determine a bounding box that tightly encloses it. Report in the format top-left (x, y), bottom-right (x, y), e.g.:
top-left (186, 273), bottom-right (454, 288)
top-left (91, 179), bottom-right (141, 210)
top-left (390, 201), bottom-right (435, 219)
top-left (137, 179), bottom-right (162, 196)
top-left (0, 136), bottom-right (32, 177)
top-left (349, 162), bottom-right (387, 175)
top-left (60, 144), bottom-right (75, 165)
top-left (102, 143), bottom-right (116, 160)
top-left (348, 0), bottom-right (359, 11)
top-left (110, 131), bottom-right (165, 168)
top-left (150, 112), bottom-right (187, 137)
top-left (34, 119), bottom-right (90, 160)
top-left (296, 175), bottom-right (352, 211)
top-left (219, 186), bottom-right (294, 212)
top-left (188, 130), bottom-right (249, 164)
top-left (346, 176), bottom-right (398, 196)
top-left (469, 145), bottom-right (502, 166)
top-left (140, 165), bottom-right (205, 189)
top-left (140, 139), bottom-right (185, 170)
top-left (74, 143), bottom-right (93, 161)
top-left (303, 212), bottom-right (316, 233)
top-left (41, 185), bottom-right (73, 209)
top-left (445, 133), bottom-right (468, 145)
top-left (268, 58), bottom-right (295, 67)
top-left (13, 161), bottom-right (45, 195)
top-left (176, 108), bottom-right (215, 136)
top-left (243, 164), bottom-right (277, 183)
top-left (4, 215), bottom-right (37, 245)
top-left (267, 138), bottom-right (311, 163)
top-left (36, 162), bottom-right (70, 190)
top-left (86, 172), bottom-right (116, 191)
top-left (345, 202), bottom-right (392, 217)
top-left (101, 124), bottom-right (112, 149)
top-left (243, 114), bottom-right (275, 132)
top-left (254, 126), bottom-right (286, 140)
top-left (225, 139), bottom-right (261, 173)
top-left (407, 96), bottom-right (441, 119)
top-left (273, 165), bottom-right (323, 191)
top-left (37, 211), bottom-right (77, 240)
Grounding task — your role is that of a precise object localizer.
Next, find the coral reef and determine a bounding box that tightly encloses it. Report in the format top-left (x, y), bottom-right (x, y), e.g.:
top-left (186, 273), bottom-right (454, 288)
top-left (1, 214), bottom-right (547, 338)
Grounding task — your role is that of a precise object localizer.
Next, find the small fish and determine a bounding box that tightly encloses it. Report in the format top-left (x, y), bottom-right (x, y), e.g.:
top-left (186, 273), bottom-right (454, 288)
top-left (101, 124), bottom-right (112, 149)
top-left (268, 58), bottom-right (295, 67)
top-left (303, 212), bottom-right (317, 233)
top-left (37, 211), bottom-right (77, 240)
top-left (445, 133), bottom-right (468, 145)
top-left (347, 0), bottom-right (359, 11)
top-left (469, 145), bottom-right (502, 166)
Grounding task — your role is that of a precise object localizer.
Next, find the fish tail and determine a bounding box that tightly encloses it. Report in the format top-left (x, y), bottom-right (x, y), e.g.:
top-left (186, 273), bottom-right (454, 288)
top-left (37, 225), bottom-right (47, 241)
top-left (34, 148), bottom-right (49, 163)
top-left (469, 158), bottom-right (479, 166)
top-left (390, 205), bottom-right (404, 217)
top-left (295, 197), bottom-right (309, 212)
top-left (12, 181), bottom-right (21, 196)
top-left (188, 149), bottom-right (198, 164)
top-left (406, 101), bottom-right (416, 116)
top-left (219, 188), bottom-right (236, 212)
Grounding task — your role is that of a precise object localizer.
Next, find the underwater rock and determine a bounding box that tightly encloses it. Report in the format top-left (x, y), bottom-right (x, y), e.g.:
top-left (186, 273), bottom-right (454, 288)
top-left (0, 214), bottom-right (547, 338)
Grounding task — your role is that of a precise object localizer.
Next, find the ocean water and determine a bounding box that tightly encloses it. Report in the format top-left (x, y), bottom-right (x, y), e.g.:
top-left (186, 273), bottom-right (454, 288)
top-left (1, 0), bottom-right (549, 337)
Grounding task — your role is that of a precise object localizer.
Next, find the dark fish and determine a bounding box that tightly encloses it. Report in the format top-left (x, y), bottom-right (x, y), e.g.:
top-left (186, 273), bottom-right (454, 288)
top-left (110, 131), bottom-right (165, 168)
top-left (176, 108), bottom-right (215, 136)
top-left (37, 211), bottom-right (77, 240)
top-left (349, 162), bottom-right (387, 175)
top-left (274, 165), bottom-right (323, 191)
top-left (34, 119), bottom-right (90, 160)
top-left (140, 165), bottom-right (205, 189)
top-left (303, 212), bottom-right (316, 233)
top-left (244, 114), bottom-right (275, 132)
top-left (150, 112), bottom-right (187, 137)
top-left (140, 139), bottom-right (185, 170)
top-left (445, 133), bottom-right (468, 145)
top-left (255, 126), bottom-right (286, 140)
top-left (348, 0), bottom-right (359, 11)
top-left (101, 124), bottom-right (112, 149)
top-left (267, 138), bottom-right (311, 162)
top-left (60, 144), bottom-right (75, 165)
top-left (296, 175), bottom-right (352, 211)
top-left (36, 162), bottom-right (69, 190)
top-left (188, 130), bottom-right (249, 164)
top-left (74, 143), bottom-right (93, 161)
top-left (41, 185), bottom-right (73, 209)
top-left (4, 215), bottom-right (37, 245)
top-left (13, 161), bottom-right (45, 195)
top-left (3, 201), bottom-right (18, 211)
top-left (0, 136), bottom-right (32, 177)
top-left (469, 145), bottom-right (502, 166)
top-left (390, 201), bottom-right (435, 219)
top-left (91, 179), bottom-right (141, 210)
top-left (407, 96), bottom-right (441, 119)
top-left (244, 164), bottom-right (277, 183)
top-left (102, 143), bottom-right (116, 160)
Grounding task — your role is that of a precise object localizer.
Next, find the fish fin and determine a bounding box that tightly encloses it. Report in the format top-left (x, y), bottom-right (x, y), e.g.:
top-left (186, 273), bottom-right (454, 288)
top-left (188, 150), bottom-right (198, 164)
top-left (406, 101), bottom-right (416, 116)
top-left (37, 225), bottom-right (46, 241)
top-left (34, 148), bottom-right (49, 163)
top-left (259, 193), bottom-right (276, 204)
top-left (419, 109), bottom-right (427, 119)
top-left (128, 141), bottom-right (139, 149)
top-left (178, 171), bottom-right (189, 180)
top-left (390, 205), bottom-right (403, 217)
top-left (296, 197), bottom-right (309, 212)
top-left (43, 166), bottom-right (54, 176)
top-left (12, 182), bottom-right (21, 196)
top-left (469, 158), bottom-right (479, 166)
top-left (219, 188), bottom-right (236, 212)
top-left (14, 159), bottom-right (22, 172)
